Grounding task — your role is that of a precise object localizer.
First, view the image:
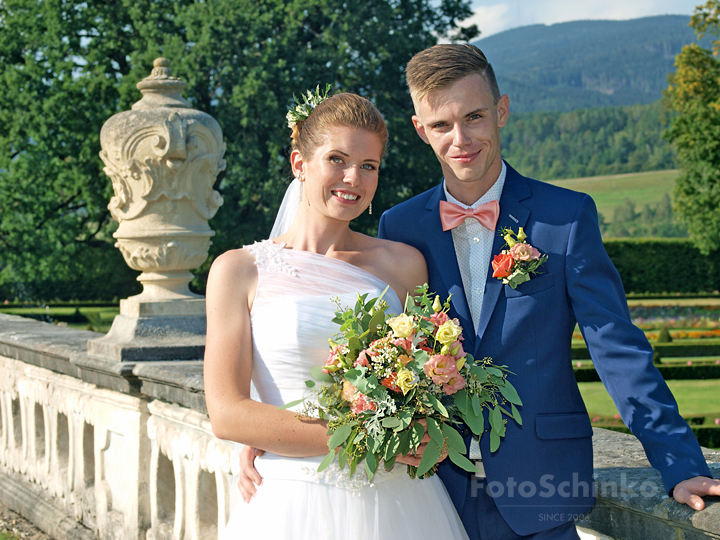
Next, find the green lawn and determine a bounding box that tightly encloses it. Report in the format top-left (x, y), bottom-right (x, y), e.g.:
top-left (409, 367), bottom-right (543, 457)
top-left (0, 306), bottom-right (119, 333)
top-left (579, 379), bottom-right (720, 419)
top-left (548, 169), bottom-right (679, 222)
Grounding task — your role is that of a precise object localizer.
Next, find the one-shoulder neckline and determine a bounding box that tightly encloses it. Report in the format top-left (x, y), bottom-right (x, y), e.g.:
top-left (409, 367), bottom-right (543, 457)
top-left (258, 239), bottom-right (404, 307)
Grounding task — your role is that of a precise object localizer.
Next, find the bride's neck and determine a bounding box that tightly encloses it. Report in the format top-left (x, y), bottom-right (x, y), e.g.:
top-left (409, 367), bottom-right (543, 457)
top-left (280, 214), bottom-right (355, 255)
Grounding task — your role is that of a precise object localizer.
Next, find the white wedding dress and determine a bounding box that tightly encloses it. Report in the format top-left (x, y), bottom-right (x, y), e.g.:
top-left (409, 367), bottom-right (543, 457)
top-left (221, 239), bottom-right (469, 540)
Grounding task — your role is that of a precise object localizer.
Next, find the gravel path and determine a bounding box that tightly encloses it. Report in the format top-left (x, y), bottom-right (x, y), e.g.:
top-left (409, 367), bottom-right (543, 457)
top-left (0, 504), bottom-right (53, 540)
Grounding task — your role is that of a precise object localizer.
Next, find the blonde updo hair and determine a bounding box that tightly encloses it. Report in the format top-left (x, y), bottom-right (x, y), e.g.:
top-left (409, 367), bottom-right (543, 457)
top-left (290, 93), bottom-right (388, 159)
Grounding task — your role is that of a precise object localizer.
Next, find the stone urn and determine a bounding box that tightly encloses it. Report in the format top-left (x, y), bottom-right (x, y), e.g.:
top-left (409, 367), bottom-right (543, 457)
top-left (87, 58), bottom-right (225, 361)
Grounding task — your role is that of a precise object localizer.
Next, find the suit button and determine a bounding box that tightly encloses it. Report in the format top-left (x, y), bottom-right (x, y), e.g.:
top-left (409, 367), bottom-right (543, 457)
top-left (462, 427), bottom-right (471, 436)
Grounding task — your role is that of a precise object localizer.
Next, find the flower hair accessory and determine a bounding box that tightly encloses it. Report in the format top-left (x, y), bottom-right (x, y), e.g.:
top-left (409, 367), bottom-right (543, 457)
top-left (492, 227), bottom-right (548, 289)
top-left (286, 84), bottom-right (333, 129)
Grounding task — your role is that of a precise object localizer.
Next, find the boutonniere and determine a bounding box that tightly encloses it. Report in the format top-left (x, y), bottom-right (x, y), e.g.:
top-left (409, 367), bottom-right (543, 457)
top-left (492, 227), bottom-right (548, 289)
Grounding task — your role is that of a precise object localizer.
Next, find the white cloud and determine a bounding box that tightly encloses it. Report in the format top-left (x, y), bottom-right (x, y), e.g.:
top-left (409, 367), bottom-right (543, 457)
top-left (465, 0), bottom-right (701, 38)
top-left (460, 4), bottom-right (512, 39)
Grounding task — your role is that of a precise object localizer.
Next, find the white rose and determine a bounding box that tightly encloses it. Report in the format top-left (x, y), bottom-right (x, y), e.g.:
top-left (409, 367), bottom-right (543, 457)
top-left (387, 313), bottom-right (415, 338)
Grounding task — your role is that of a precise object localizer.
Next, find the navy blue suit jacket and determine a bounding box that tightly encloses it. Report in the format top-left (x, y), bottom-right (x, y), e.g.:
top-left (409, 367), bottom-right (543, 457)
top-left (378, 162), bottom-right (711, 536)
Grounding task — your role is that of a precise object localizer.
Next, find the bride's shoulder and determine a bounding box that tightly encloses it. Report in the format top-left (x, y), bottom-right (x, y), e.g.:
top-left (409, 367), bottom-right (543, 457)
top-left (207, 247), bottom-right (258, 295)
top-left (355, 235), bottom-right (427, 289)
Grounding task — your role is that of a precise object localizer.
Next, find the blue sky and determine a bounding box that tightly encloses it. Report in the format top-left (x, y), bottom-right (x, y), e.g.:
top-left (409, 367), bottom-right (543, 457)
top-left (465, 0), bottom-right (702, 38)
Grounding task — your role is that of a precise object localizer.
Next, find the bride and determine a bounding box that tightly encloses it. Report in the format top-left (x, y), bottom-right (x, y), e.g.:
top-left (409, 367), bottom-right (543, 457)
top-left (204, 91), bottom-right (469, 539)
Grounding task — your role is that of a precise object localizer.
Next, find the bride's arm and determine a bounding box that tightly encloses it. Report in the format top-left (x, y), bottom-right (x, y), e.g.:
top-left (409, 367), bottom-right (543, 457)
top-left (203, 249), bottom-right (330, 457)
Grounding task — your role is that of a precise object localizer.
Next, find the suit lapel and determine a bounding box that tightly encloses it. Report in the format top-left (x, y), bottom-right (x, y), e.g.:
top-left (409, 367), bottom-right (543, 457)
top-left (474, 164), bottom-right (532, 354)
top-left (420, 185), bottom-right (476, 353)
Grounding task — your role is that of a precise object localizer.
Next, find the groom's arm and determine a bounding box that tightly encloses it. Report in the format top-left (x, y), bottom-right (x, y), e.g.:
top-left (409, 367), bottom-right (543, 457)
top-left (564, 194), bottom-right (714, 495)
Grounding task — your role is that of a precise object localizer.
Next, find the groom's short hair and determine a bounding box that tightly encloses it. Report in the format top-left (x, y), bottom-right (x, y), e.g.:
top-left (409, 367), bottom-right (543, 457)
top-left (406, 44), bottom-right (501, 105)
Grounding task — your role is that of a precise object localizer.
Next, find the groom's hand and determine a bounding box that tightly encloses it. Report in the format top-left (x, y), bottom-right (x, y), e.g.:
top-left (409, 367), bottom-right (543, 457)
top-left (237, 445), bottom-right (264, 503)
top-left (673, 476), bottom-right (720, 510)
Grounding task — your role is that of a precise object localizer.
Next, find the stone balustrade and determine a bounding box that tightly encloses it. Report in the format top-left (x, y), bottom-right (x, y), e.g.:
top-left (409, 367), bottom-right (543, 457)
top-left (0, 313), bottom-right (718, 540)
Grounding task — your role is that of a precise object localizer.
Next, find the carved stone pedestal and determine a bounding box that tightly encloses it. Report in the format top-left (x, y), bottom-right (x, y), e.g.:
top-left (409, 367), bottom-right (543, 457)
top-left (87, 58), bottom-right (224, 362)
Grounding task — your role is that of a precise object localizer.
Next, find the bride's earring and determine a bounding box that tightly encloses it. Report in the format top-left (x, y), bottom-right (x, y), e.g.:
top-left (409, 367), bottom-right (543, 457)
top-left (368, 202), bottom-right (373, 215)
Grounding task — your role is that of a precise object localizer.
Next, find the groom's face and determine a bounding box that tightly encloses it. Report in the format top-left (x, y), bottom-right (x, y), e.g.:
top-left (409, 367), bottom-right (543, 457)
top-left (412, 74), bottom-right (509, 204)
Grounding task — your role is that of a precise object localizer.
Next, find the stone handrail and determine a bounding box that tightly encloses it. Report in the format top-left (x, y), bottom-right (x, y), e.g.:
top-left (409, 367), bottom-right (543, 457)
top-left (0, 313), bottom-right (718, 539)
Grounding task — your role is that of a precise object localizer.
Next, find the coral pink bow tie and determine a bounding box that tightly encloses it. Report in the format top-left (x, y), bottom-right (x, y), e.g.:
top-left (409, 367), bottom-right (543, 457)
top-left (439, 200), bottom-right (500, 231)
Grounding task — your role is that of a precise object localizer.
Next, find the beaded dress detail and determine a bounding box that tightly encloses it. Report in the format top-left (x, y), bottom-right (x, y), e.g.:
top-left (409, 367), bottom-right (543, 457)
top-left (221, 240), bottom-right (469, 540)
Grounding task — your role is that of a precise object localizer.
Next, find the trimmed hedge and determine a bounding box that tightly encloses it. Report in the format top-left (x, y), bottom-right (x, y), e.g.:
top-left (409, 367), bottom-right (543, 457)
top-left (603, 238), bottom-right (720, 294)
top-left (599, 425), bottom-right (720, 449)
top-left (571, 340), bottom-right (720, 361)
top-left (574, 363), bottom-right (720, 382)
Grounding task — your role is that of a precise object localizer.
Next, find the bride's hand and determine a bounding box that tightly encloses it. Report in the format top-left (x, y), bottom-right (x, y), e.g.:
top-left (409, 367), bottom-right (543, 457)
top-left (237, 445), bottom-right (264, 502)
top-left (395, 419), bottom-right (449, 467)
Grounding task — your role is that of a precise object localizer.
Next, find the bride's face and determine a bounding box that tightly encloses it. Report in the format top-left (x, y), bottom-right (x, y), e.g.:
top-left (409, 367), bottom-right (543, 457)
top-left (292, 125), bottom-right (383, 222)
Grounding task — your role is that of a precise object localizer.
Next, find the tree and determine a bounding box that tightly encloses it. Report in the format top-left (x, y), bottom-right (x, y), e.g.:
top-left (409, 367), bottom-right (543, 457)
top-left (665, 0), bottom-right (720, 254)
top-left (0, 0), bottom-right (478, 301)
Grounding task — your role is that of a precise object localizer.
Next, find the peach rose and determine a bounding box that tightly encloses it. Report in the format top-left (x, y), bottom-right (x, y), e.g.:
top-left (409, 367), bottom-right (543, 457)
top-left (351, 393), bottom-right (376, 414)
top-left (443, 372), bottom-right (467, 395)
top-left (423, 354), bottom-right (457, 385)
top-left (509, 243), bottom-right (541, 261)
top-left (430, 311), bottom-right (449, 327)
top-left (492, 253), bottom-right (515, 278)
top-left (341, 380), bottom-right (357, 402)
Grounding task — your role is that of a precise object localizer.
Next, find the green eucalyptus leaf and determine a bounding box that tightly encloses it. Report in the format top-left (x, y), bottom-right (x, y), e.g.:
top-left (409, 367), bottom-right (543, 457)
top-left (277, 398), bottom-right (304, 410)
top-left (328, 424), bottom-right (354, 449)
top-left (365, 451), bottom-right (378, 481)
top-left (471, 393), bottom-right (481, 416)
top-left (511, 403), bottom-right (523, 425)
top-left (463, 410), bottom-right (484, 436)
top-left (318, 449), bottom-right (336, 472)
top-left (490, 430), bottom-right (501, 453)
top-left (454, 389), bottom-right (469, 415)
top-left (426, 417), bottom-right (444, 446)
top-left (416, 440), bottom-right (441, 477)
top-left (426, 394), bottom-right (449, 417)
top-left (500, 380), bottom-right (523, 406)
top-left (448, 448), bottom-right (478, 473)
top-left (441, 423), bottom-right (466, 454)
top-left (382, 417), bottom-right (401, 428)
top-left (310, 365), bottom-right (334, 383)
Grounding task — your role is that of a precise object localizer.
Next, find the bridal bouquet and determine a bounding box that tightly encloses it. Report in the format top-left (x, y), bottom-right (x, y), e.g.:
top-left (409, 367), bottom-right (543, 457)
top-left (283, 285), bottom-right (522, 481)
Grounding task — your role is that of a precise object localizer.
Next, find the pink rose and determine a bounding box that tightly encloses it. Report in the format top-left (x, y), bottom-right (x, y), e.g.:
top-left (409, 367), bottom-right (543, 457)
top-left (391, 337), bottom-right (413, 352)
top-left (423, 354), bottom-right (457, 385)
top-left (354, 350), bottom-right (369, 367)
top-left (450, 340), bottom-right (465, 359)
top-left (509, 242), bottom-right (541, 261)
top-left (492, 253), bottom-right (514, 278)
top-left (351, 393), bottom-right (376, 414)
top-left (322, 345), bottom-right (343, 373)
top-left (430, 311), bottom-right (449, 327)
top-left (442, 372), bottom-right (467, 395)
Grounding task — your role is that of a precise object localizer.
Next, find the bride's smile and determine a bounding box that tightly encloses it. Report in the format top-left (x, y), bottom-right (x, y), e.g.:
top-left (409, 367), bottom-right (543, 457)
top-left (291, 125), bottom-right (383, 221)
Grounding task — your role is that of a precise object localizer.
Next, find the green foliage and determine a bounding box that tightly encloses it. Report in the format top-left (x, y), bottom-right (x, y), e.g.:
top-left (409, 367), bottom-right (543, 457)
top-left (600, 194), bottom-right (688, 238)
top-left (602, 238), bottom-right (720, 294)
top-left (0, 0), bottom-right (477, 301)
top-left (665, 1), bottom-right (720, 253)
top-left (501, 101), bottom-right (676, 181)
top-left (657, 327), bottom-right (673, 343)
top-left (475, 15), bottom-right (709, 113)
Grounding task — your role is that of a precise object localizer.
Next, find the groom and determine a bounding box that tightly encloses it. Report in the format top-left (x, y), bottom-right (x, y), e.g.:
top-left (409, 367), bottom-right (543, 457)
top-left (378, 44), bottom-right (720, 539)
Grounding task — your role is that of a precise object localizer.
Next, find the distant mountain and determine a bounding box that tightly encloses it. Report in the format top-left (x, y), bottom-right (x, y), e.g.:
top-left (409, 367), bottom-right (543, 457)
top-left (472, 15), bottom-right (711, 113)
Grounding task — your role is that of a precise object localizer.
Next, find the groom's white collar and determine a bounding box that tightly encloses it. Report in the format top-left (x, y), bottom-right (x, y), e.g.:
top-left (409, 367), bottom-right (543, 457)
top-left (442, 161), bottom-right (507, 209)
